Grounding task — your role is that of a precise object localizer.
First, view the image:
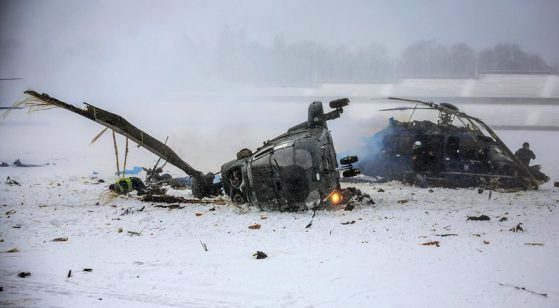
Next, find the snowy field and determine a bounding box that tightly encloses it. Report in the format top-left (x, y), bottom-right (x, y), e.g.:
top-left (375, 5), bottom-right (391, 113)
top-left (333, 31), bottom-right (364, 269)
top-left (1, 97), bottom-right (558, 307)
top-left (0, 156), bottom-right (558, 307)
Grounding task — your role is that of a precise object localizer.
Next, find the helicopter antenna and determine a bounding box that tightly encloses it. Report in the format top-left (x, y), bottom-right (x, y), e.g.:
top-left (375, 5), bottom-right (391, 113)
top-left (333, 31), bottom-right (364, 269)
top-left (407, 104), bottom-right (418, 122)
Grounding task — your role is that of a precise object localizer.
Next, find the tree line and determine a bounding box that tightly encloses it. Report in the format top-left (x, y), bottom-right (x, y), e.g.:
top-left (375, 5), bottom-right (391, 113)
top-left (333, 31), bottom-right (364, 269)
top-left (211, 29), bottom-right (556, 86)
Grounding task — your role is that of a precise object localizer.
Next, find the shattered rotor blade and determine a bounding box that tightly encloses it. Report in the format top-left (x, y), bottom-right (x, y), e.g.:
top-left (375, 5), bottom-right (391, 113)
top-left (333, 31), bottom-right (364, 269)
top-left (90, 127), bottom-right (109, 145)
top-left (23, 90), bottom-right (206, 181)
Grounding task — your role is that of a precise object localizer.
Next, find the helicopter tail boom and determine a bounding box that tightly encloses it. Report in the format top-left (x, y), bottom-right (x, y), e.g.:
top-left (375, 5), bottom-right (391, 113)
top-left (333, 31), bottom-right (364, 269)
top-left (23, 90), bottom-right (216, 196)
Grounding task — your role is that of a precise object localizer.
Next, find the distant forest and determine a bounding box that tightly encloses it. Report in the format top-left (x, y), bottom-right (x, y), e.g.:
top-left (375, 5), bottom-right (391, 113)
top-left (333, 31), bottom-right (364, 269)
top-left (211, 29), bottom-right (557, 86)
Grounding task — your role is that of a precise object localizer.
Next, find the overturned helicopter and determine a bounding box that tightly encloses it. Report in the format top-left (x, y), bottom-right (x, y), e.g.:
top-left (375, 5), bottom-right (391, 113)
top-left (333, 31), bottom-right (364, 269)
top-left (356, 97), bottom-right (549, 190)
top-left (18, 91), bottom-right (360, 211)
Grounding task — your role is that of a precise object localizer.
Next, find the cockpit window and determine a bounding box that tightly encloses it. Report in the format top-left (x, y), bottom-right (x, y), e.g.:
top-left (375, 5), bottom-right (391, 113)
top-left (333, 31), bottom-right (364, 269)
top-left (488, 144), bottom-right (512, 162)
top-left (295, 149), bottom-right (313, 169)
top-left (273, 147), bottom-right (313, 169)
top-left (250, 146), bottom-right (314, 205)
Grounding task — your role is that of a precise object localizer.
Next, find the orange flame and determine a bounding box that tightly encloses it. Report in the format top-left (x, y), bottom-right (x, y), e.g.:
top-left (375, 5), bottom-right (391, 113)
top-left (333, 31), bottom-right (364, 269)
top-left (330, 191), bottom-right (343, 205)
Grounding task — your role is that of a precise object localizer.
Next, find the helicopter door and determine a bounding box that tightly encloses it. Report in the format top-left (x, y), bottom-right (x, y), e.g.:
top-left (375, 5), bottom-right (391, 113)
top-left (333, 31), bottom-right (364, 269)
top-left (426, 135), bottom-right (445, 173)
top-left (445, 136), bottom-right (462, 172)
top-left (461, 136), bottom-right (481, 172)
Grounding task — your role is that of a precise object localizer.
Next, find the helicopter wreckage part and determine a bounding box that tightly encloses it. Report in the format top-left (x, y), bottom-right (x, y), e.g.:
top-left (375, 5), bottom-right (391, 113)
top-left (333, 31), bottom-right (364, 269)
top-left (23, 90), bottom-right (218, 198)
top-left (342, 169), bottom-right (361, 178)
top-left (339, 155), bottom-right (361, 178)
top-left (340, 155), bottom-right (358, 165)
top-left (379, 97), bottom-right (541, 190)
top-left (219, 98), bottom-right (354, 211)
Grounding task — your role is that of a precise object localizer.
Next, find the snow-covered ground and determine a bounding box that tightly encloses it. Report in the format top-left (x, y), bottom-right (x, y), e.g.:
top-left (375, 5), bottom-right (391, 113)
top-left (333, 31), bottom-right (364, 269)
top-left (1, 158), bottom-right (558, 307)
top-left (1, 96), bottom-right (558, 307)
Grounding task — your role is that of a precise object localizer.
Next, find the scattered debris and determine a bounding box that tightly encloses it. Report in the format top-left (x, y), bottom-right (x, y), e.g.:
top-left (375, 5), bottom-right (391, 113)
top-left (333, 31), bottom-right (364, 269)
top-left (397, 199), bottom-right (409, 204)
top-left (498, 283), bottom-right (547, 297)
top-left (483, 241), bottom-right (490, 245)
top-left (248, 224), bottom-right (261, 230)
top-left (499, 217), bottom-right (508, 222)
top-left (341, 220), bottom-right (356, 225)
top-left (5, 210), bottom-right (16, 215)
top-left (12, 224), bottom-right (21, 229)
top-left (83, 268), bottom-right (93, 272)
top-left (435, 234), bottom-right (458, 237)
top-left (428, 189), bottom-right (434, 193)
top-left (525, 243), bottom-right (544, 246)
top-left (200, 241), bottom-right (208, 252)
top-left (17, 272), bottom-right (31, 278)
top-left (67, 270), bottom-right (72, 278)
top-left (209, 207), bottom-right (216, 211)
top-left (142, 194), bottom-right (226, 205)
top-left (467, 215), bottom-right (490, 221)
top-left (118, 227), bottom-right (123, 233)
top-left (510, 223), bottom-right (524, 232)
top-left (120, 208), bottom-right (134, 215)
top-left (127, 225), bottom-right (148, 236)
top-left (13, 159), bottom-right (47, 167)
top-left (195, 213), bottom-right (203, 217)
top-left (305, 220), bottom-right (313, 229)
top-left (154, 204), bottom-right (184, 210)
top-left (52, 237), bottom-right (68, 242)
top-left (253, 251), bottom-right (268, 259)
top-left (5, 248), bottom-right (20, 253)
top-left (554, 181), bottom-right (558, 188)
top-left (5, 176), bottom-right (20, 186)
top-left (377, 189), bottom-right (385, 192)
top-left (344, 203), bottom-right (355, 211)
top-left (421, 241), bottom-right (440, 247)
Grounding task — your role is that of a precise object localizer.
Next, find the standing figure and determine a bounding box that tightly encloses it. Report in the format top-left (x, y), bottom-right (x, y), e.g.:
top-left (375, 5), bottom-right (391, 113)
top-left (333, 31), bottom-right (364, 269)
top-left (514, 142), bottom-right (536, 166)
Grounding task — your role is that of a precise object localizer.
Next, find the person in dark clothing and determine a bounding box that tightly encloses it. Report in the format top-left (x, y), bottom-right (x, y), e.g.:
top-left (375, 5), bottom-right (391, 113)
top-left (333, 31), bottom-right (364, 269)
top-left (109, 177), bottom-right (148, 195)
top-left (514, 142), bottom-right (536, 166)
top-left (412, 141), bottom-right (428, 172)
top-left (412, 141), bottom-right (441, 173)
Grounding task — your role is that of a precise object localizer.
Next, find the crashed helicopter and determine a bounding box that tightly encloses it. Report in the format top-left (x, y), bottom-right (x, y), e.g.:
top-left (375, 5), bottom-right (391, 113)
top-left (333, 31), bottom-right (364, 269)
top-left (355, 97), bottom-right (549, 190)
top-left (15, 91), bottom-right (360, 211)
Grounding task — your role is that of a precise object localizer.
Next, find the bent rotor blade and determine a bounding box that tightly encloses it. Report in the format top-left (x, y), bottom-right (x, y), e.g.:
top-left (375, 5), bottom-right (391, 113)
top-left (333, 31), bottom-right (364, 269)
top-left (24, 90), bottom-right (206, 181)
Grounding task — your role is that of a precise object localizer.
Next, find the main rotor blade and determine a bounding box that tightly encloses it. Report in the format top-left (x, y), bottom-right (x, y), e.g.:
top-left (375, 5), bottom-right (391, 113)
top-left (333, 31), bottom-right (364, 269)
top-left (379, 107), bottom-right (434, 111)
top-left (387, 97), bottom-right (436, 107)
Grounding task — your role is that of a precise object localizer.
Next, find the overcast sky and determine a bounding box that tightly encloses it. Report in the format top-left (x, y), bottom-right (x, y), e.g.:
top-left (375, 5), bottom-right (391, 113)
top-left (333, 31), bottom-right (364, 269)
top-left (1, 0), bottom-right (558, 104)
top-left (2, 0), bottom-right (558, 57)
